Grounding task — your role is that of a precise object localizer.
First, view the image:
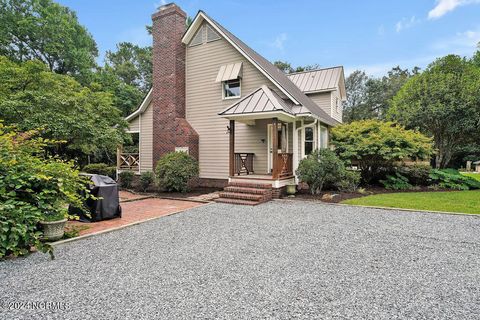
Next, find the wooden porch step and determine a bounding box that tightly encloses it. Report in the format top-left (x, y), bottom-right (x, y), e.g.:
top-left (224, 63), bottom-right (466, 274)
top-left (219, 192), bottom-right (264, 202)
top-left (224, 186), bottom-right (271, 195)
top-left (215, 198), bottom-right (261, 206)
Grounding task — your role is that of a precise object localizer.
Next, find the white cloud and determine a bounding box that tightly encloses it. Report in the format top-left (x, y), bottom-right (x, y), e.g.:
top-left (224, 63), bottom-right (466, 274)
top-left (431, 27), bottom-right (480, 53)
top-left (269, 33), bottom-right (288, 50)
top-left (395, 16), bottom-right (420, 33)
top-left (428, 0), bottom-right (480, 20)
top-left (154, 0), bottom-right (167, 9)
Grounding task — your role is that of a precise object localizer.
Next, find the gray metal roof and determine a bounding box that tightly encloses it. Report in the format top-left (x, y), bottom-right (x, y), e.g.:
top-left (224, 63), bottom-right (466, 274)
top-left (219, 85), bottom-right (293, 116)
top-left (287, 67), bottom-right (343, 93)
top-left (200, 12), bottom-right (339, 126)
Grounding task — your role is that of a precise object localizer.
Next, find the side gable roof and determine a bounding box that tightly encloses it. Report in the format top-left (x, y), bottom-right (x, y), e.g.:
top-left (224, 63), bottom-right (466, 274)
top-left (182, 11), bottom-right (338, 126)
top-left (125, 88), bottom-right (152, 122)
top-left (287, 66), bottom-right (347, 100)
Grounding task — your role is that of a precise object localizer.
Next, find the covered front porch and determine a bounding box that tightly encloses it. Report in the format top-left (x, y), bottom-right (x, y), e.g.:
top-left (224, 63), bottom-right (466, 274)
top-left (227, 117), bottom-right (296, 188)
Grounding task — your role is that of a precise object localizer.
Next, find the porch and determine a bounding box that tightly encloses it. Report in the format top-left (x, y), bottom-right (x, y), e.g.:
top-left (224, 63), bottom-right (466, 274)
top-left (228, 117), bottom-right (296, 188)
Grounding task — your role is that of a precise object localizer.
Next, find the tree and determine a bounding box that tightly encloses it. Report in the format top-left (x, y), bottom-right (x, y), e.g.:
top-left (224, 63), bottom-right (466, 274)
top-left (389, 55), bottom-right (480, 168)
top-left (0, 57), bottom-right (128, 161)
top-left (273, 60), bottom-right (293, 73)
top-left (0, 0), bottom-right (98, 80)
top-left (331, 120), bottom-right (433, 183)
top-left (104, 42), bottom-right (152, 93)
top-left (344, 70), bottom-right (369, 122)
top-left (273, 60), bottom-right (321, 73)
top-left (90, 67), bottom-right (144, 117)
top-left (343, 67), bottom-right (419, 122)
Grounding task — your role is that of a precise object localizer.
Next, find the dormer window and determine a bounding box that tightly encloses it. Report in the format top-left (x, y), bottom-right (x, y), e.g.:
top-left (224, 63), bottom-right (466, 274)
top-left (223, 79), bottom-right (241, 99)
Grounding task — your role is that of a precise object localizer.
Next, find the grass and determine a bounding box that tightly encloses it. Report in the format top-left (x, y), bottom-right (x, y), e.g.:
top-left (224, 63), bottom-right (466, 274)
top-left (341, 190), bottom-right (480, 214)
top-left (461, 172), bottom-right (480, 181)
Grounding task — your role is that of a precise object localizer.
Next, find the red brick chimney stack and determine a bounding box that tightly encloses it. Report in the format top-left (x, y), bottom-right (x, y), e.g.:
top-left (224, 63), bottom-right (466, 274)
top-left (151, 3), bottom-right (199, 168)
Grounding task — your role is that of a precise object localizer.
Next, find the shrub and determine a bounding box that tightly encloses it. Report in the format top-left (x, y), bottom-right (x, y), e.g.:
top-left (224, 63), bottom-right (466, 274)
top-left (296, 149), bottom-right (346, 194)
top-left (82, 163), bottom-right (116, 179)
top-left (380, 173), bottom-right (413, 190)
top-left (331, 120), bottom-right (433, 184)
top-left (155, 152), bottom-right (199, 192)
top-left (398, 164), bottom-right (431, 186)
top-left (0, 125), bottom-right (89, 259)
top-left (118, 171), bottom-right (135, 189)
top-left (428, 169), bottom-right (480, 190)
top-left (335, 170), bottom-right (361, 192)
top-left (139, 171), bottom-right (155, 192)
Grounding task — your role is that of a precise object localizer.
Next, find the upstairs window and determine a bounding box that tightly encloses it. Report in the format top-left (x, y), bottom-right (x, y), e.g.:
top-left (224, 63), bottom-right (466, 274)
top-left (223, 79), bottom-right (241, 99)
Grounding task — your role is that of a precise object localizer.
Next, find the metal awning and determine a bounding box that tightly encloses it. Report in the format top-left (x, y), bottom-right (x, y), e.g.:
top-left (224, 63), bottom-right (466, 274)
top-left (218, 85), bottom-right (295, 123)
top-left (215, 62), bottom-right (243, 82)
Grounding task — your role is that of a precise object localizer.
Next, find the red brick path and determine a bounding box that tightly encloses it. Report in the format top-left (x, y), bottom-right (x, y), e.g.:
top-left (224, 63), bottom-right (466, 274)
top-left (68, 196), bottom-right (204, 237)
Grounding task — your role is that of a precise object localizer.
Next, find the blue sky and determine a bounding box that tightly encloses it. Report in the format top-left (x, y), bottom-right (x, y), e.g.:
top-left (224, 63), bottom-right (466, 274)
top-left (58, 0), bottom-right (480, 76)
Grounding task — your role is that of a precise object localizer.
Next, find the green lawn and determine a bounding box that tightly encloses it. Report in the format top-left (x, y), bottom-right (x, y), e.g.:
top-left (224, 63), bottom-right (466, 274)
top-left (461, 172), bottom-right (480, 181)
top-left (341, 190), bottom-right (480, 214)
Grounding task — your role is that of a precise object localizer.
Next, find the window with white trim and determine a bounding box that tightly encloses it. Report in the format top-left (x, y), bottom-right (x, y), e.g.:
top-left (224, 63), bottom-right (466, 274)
top-left (304, 127), bottom-right (314, 155)
top-left (223, 79), bottom-right (241, 99)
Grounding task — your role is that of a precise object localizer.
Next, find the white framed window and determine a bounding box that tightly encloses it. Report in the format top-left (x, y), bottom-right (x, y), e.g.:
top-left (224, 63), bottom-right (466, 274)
top-left (304, 127), bottom-right (314, 156)
top-left (223, 79), bottom-right (241, 99)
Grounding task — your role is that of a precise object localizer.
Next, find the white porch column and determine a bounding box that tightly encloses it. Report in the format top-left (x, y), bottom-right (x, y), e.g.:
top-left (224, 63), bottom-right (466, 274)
top-left (293, 120), bottom-right (298, 181)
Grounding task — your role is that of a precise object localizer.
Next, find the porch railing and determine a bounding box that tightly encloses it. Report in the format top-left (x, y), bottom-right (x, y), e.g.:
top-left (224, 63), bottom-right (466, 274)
top-left (275, 153), bottom-right (293, 178)
top-left (234, 153), bottom-right (254, 175)
top-left (118, 153), bottom-right (140, 171)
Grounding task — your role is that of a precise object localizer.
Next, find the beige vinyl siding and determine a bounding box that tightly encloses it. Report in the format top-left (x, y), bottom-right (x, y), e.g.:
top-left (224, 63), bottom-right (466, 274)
top-left (186, 29), bottom-right (283, 179)
top-left (128, 117), bottom-right (140, 132)
top-left (127, 102), bottom-right (153, 173)
top-left (307, 92), bottom-right (332, 118)
top-left (330, 89), bottom-right (343, 123)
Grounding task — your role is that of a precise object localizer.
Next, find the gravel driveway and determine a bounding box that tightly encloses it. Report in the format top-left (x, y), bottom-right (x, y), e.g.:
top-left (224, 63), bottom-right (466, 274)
top-left (1, 201), bottom-right (480, 319)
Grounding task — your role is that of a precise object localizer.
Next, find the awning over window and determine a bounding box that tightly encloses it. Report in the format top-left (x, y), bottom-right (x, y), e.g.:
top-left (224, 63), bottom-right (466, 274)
top-left (215, 62), bottom-right (243, 82)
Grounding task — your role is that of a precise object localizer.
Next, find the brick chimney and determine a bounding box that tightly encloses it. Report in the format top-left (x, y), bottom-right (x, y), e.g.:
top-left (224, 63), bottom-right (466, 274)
top-left (151, 3), bottom-right (199, 168)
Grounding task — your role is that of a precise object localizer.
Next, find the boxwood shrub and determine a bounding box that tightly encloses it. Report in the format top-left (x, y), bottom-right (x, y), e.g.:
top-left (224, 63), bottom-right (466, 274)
top-left (155, 152), bottom-right (199, 193)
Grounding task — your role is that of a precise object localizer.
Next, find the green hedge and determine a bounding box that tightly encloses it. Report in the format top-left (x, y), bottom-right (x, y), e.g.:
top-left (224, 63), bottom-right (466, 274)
top-left (155, 152), bottom-right (198, 192)
top-left (82, 163), bottom-right (116, 179)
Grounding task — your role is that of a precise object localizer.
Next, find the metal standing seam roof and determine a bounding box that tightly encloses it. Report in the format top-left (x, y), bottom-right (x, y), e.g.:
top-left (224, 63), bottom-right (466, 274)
top-left (215, 62), bottom-right (243, 82)
top-left (287, 67), bottom-right (343, 93)
top-left (200, 12), bottom-right (339, 126)
top-left (219, 85), bottom-right (293, 116)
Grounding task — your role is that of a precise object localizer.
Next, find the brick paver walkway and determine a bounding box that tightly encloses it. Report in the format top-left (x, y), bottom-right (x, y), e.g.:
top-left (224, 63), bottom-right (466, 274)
top-left (68, 196), bottom-right (205, 237)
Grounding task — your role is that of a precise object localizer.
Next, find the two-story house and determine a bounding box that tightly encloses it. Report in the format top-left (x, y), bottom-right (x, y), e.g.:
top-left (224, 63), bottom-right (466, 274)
top-left (118, 3), bottom-right (346, 204)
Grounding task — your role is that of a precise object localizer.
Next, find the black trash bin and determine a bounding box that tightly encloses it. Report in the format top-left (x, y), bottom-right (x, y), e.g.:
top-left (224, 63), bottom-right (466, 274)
top-left (69, 174), bottom-right (122, 222)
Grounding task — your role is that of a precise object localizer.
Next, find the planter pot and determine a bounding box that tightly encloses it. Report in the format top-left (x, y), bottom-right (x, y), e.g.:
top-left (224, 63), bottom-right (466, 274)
top-left (39, 219), bottom-right (67, 241)
top-left (286, 184), bottom-right (297, 195)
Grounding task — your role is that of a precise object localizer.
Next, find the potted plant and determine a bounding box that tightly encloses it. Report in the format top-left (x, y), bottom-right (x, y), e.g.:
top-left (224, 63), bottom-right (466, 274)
top-left (286, 184), bottom-right (297, 195)
top-left (39, 204), bottom-right (68, 241)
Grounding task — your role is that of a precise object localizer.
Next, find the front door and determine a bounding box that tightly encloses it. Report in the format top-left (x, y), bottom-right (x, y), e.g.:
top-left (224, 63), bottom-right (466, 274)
top-left (267, 123), bottom-right (288, 173)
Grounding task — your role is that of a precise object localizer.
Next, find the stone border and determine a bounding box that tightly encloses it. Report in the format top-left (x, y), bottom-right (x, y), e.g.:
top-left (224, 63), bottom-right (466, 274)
top-left (51, 202), bottom-right (213, 247)
top-left (277, 198), bottom-right (480, 217)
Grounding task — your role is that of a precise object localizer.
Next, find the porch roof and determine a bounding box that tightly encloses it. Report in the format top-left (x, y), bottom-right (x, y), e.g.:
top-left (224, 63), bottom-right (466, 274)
top-left (218, 85), bottom-right (295, 121)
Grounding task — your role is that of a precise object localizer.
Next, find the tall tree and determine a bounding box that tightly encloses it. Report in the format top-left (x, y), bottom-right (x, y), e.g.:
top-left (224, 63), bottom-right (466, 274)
top-left (344, 66), bottom-right (419, 122)
top-left (389, 55), bottom-right (480, 168)
top-left (0, 0), bottom-right (98, 79)
top-left (343, 70), bottom-right (369, 122)
top-left (0, 57), bottom-right (128, 161)
top-left (104, 42), bottom-right (152, 93)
